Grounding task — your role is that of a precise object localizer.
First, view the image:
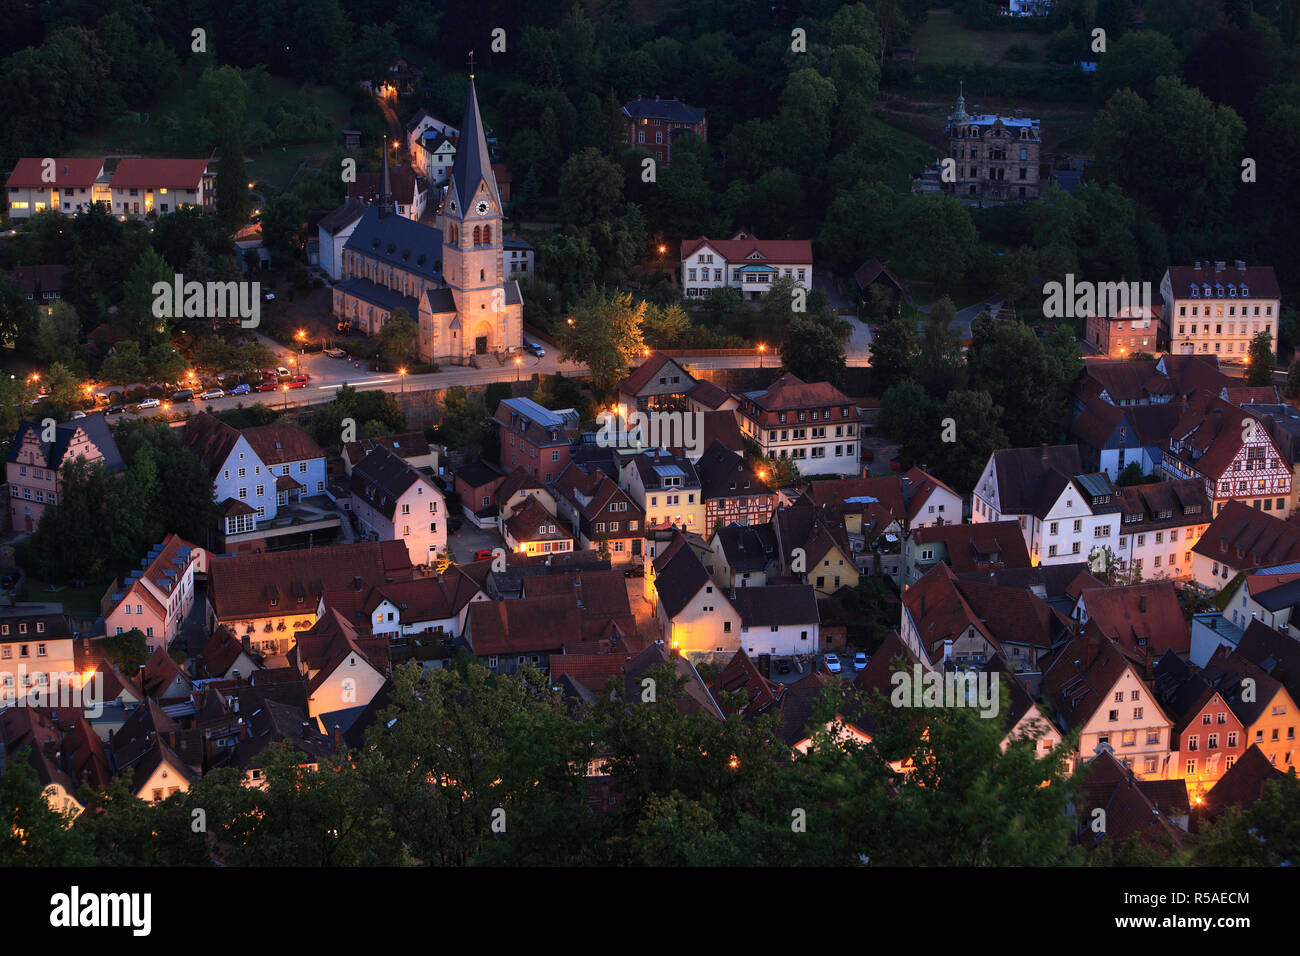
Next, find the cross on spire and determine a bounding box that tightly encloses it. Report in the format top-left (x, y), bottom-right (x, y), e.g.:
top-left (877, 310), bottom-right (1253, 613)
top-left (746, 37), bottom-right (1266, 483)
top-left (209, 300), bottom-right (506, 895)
top-left (468, 50), bottom-right (475, 79)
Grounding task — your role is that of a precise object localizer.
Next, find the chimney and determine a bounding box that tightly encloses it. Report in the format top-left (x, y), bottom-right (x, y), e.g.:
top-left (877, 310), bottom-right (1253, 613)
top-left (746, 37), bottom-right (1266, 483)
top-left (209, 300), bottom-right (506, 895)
top-left (301, 720), bottom-right (311, 738)
top-left (1235, 259), bottom-right (1246, 270)
top-left (354, 575), bottom-right (362, 591)
top-left (1194, 261), bottom-right (1201, 270)
top-left (1215, 261), bottom-right (1226, 272)
top-left (943, 639), bottom-right (953, 662)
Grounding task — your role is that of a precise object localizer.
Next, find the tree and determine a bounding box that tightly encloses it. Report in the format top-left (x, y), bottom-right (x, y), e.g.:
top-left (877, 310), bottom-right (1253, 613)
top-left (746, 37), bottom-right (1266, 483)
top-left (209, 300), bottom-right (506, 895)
top-left (0, 751), bottom-right (93, 865)
top-left (0, 270), bottom-right (39, 350)
top-left (101, 628), bottom-right (150, 673)
top-left (914, 298), bottom-right (966, 399)
top-left (1246, 330), bottom-right (1276, 385)
top-left (879, 379), bottom-right (935, 466)
top-left (926, 390), bottom-right (1010, 491)
top-left (378, 309), bottom-right (419, 368)
top-left (1193, 772), bottom-right (1300, 865)
top-left (558, 148), bottom-right (624, 227)
top-left (641, 302), bottom-right (690, 348)
top-left (119, 248), bottom-right (174, 345)
top-left (782, 317), bottom-right (846, 389)
top-left (1285, 359), bottom-right (1300, 400)
top-left (216, 129), bottom-right (252, 234)
top-left (869, 315), bottom-right (916, 396)
top-left (891, 196), bottom-right (979, 290)
top-left (100, 341), bottom-right (148, 384)
top-left (967, 313), bottom-right (1078, 447)
top-left (557, 292), bottom-right (647, 397)
top-left (113, 419), bottom-right (219, 546)
top-left (261, 192), bottom-right (307, 258)
top-left (436, 386), bottom-right (486, 456)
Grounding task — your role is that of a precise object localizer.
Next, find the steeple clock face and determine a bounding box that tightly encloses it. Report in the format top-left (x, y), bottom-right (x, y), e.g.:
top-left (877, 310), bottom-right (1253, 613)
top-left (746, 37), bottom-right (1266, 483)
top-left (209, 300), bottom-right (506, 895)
top-left (475, 199), bottom-right (491, 216)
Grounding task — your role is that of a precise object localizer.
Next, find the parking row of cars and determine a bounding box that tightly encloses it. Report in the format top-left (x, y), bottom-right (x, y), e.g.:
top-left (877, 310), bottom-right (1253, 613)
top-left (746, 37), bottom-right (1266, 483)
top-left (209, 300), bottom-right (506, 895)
top-left (822, 652), bottom-right (869, 674)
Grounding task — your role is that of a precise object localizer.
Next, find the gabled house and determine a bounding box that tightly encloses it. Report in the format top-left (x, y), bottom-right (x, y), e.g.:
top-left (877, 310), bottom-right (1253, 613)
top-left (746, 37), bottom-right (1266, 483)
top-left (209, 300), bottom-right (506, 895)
top-left (321, 567), bottom-right (489, 642)
top-left (454, 459), bottom-right (507, 528)
top-left (773, 504), bottom-right (858, 595)
top-left (552, 462), bottom-right (645, 564)
top-left (731, 584), bottom-right (820, 657)
top-left (103, 534), bottom-right (206, 653)
top-left (341, 432), bottom-right (439, 475)
top-left (901, 519), bottom-right (1031, 588)
top-left (650, 534), bottom-right (740, 656)
top-left (1039, 632), bottom-right (1173, 779)
top-left (493, 397), bottom-right (580, 485)
top-left (350, 445), bottom-right (447, 566)
top-left (1152, 651), bottom-right (1246, 797)
top-left (1190, 499), bottom-right (1300, 590)
top-left (1073, 750), bottom-right (1185, 853)
top-left (1162, 390), bottom-right (1291, 517)
top-left (192, 626), bottom-right (260, 681)
top-left (185, 412), bottom-right (331, 552)
top-left (622, 96), bottom-right (707, 166)
top-left (6, 157), bottom-right (109, 217)
top-left (1199, 645), bottom-right (1299, 774)
top-left (1070, 392), bottom-right (1184, 479)
top-left (616, 351), bottom-right (698, 414)
top-left (1161, 260), bottom-right (1281, 362)
top-left (680, 233), bottom-right (812, 301)
top-left (503, 495), bottom-right (574, 556)
top-left (0, 606), bottom-right (78, 708)
top-left (108, 157), bottom-right (212, 216)
top-left (464, 593), bottom-right (583, 674)
top-left (1202, 744), bottom-right (1286, 818)
top-left (207, 540), bottom-right (414, 655)
top-left (1076, 354), bottom-right (1231, 408)
top-left (693, 440), bottom-right (775, 537)
top-left (0, 707), bottom-right (86, 815)
top-left (736, 373), bottom-right (859, 475)
top-left (289, 609), bottom-right (389, 719)
top-left (1073, 582), bottom-right (1189, 658)
top-left (234, 695), bottom-right (338, 787)
top-left (621, 448), bottom-right (704, 533)
top-left (709, 522), bottom-right (779, 590)
top-left (140, 646), bottom-right (194, 703)
top-left (6, 413), bottom-right (124, 532)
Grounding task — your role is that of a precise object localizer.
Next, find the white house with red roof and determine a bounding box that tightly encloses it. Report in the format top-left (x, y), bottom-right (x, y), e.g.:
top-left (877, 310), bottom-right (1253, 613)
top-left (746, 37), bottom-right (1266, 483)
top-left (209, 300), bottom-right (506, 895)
top-left (4, 157), bottom-right (107, 218)
top-left (680, 231), bottom-right (813, 301)
top-left (107, 158), bottom-right (212, 217)
top-left (736, 373), bottom-right (859, 476)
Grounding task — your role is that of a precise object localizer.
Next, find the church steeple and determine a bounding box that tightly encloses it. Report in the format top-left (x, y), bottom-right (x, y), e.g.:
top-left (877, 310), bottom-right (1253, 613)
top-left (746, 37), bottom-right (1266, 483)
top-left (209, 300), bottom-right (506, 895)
top-left (448, 65), bottom-right (500, 215)
top-left (952, 81), bottom-right (968, 124)
top-left (378, 138), bottom-right (395, 218)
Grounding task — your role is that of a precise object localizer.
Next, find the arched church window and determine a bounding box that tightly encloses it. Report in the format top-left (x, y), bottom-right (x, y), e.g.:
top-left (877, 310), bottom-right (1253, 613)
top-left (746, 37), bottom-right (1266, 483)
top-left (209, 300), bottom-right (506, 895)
top-left (473, 226), bottom-right (481, 246)
top-left (483, 225), bottom-right (491, 245)
top-left (480, 269), bottom-right (485, 281)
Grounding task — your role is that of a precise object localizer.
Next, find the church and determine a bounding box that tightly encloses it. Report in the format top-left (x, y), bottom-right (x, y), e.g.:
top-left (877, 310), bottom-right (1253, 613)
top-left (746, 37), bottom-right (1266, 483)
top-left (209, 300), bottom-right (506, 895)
top-left (331, 74), bottom-right (523, 365)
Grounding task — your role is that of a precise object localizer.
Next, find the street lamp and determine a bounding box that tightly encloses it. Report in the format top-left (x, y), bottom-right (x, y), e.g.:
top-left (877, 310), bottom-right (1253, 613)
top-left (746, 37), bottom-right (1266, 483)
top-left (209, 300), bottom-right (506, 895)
top-left (759, 343), bottom-right (766, 368)
top-left (398, 367), bottom-right (407, 393)
top-left (514, 356), bottom-right (522, 381)
top-left (282, 383), bottom-right (289, 410)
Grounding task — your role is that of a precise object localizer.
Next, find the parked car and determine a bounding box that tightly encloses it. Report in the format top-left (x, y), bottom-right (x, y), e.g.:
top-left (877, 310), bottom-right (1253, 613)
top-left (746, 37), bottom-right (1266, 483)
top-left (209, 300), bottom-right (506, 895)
top-left (824, 653), bottom-right (842, 674)
top-left (263, 292), bottom-right (276, 302)
top-left (106, 402), bottom-right (126, 415)
top-left (323, 347), bottom-right (347, 359)
top-left (288, 375), bottom-right (309, 388)
top-left (136, 398), bottom-right (161, 410)
top-left (230, 383), bottom-right (251, 396)
top-left (256, 381), bottom-right (279, 392)
top-left (171, 389), bottom-right (193, 403)
top-left (525, 340), bottom-right (545, 357)
top-left (776, 658), bottom-right (792, 675)
top-left (472, 548), bottom-right (496, 562)
top-left (200, 388), bottom-right (225, 400)
top-left (853, 652), bottom-right (868, 671)
top-left (276, 366), bottom-right (290, 377)
top-left (71, 410), bottom-right (86, 419)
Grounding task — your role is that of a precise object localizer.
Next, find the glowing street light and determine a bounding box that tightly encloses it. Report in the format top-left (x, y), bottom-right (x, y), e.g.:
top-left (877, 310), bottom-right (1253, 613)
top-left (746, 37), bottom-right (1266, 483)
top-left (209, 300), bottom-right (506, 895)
top-left (398, 366), bottom-right (407, 393)
top-left (759, 342), bottom-right (766, 368)
top-left (282, 383), bottom-right (289, 409)
top-left (514, 356), bottom-right (522, 381)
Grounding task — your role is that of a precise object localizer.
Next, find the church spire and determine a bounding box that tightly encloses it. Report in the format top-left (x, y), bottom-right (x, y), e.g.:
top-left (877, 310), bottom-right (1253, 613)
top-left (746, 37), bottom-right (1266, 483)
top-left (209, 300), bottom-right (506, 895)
top-left (378, 138), bottom-right (394, 218)
top-left (449, 66), bottom-right (500, 213)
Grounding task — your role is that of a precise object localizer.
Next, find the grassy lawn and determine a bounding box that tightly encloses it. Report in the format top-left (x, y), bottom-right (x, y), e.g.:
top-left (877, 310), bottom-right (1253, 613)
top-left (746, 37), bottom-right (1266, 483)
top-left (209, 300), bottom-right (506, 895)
top-left (911, 8), bottom-right (1049, 67)
top-left (20, 578), bottom-right (107, 616)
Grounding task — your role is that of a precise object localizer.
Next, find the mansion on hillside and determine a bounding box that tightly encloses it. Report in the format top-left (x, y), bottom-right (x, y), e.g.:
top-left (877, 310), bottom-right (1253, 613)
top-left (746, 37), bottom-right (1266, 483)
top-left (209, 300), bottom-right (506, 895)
top-left (329, 74), bottom-right (523, 365)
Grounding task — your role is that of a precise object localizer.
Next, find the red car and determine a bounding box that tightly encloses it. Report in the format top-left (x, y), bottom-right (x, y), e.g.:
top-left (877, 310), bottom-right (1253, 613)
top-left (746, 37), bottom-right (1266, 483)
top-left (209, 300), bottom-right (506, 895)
top-left (256, 381), bottom-right (278, 392)
top-left (472, 548), bottom-right (496, 562)
top-left (287, 375), bottom-right (309, 388)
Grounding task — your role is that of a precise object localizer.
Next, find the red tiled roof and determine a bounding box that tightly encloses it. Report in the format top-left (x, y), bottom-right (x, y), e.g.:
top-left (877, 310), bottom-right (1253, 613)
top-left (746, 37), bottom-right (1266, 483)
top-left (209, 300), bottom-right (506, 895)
top-left (466, 593), bottom-right (583, 655)
top-left (1078, 582), bottom-right (1189, 657)
top-left (616, 351), bottom-right (693, 398)
top-left (5, 157), bottom-right (104, 188)
top-left (1192, 499), bottom-right (1300, 570)
top-left (110, 158), bottom-right (209, 189)
top-left (680, 235), bottom-right (812, 265)
top-left (242, 422), bottom-right (325, 467)
top-left (1167, 264), bottom-right (1280, 300)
